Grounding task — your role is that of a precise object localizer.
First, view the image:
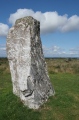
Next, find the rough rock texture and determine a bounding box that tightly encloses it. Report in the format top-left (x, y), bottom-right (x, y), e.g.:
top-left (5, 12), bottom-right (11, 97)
top-left (6, 16), bottom-right (55, 109)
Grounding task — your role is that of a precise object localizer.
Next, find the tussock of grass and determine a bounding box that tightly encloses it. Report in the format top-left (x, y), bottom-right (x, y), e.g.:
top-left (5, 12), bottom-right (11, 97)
top-left (0, 58), bottom-right (79, 120)
top-left (46, 58), bottom-right (79, 74)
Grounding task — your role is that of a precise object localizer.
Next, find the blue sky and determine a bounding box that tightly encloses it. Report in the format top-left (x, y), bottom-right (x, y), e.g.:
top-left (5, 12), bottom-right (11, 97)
top-left (0, 0), bottom-right (79, 57)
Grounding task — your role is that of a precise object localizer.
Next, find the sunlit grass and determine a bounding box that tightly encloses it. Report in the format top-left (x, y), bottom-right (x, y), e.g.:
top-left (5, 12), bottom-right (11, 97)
top-left (0, 58), bottom-right (79, 120)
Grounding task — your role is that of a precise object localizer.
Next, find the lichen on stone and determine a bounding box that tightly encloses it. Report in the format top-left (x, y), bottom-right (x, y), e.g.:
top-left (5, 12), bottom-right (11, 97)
top-left (6, 16), bottom-right (55, 109)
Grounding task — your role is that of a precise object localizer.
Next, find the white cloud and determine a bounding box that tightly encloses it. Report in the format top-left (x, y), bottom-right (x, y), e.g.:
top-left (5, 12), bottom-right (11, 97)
top-left (69, 47), bottom-right (79, 55)
top-left (0, 23), bottom-right (9, 36)
top-left (43, 45), bottom-right (66, 57)
top-left (0, 47), bottom-right (6, 50)
top-left (61, 15), bottom-right (79, 32)
top-left (43, 45), bottom-right (79, 57)
top-left (8, 8), bottom-right (79, 34)
top-left (9, 9), bottom-right (34, 25)
top-left (0, 46), bottom-right (6, 57)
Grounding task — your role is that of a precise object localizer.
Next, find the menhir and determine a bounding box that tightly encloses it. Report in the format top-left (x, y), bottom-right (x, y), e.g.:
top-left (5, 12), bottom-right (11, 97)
top-left (6, 16), bottom-right (55, 109)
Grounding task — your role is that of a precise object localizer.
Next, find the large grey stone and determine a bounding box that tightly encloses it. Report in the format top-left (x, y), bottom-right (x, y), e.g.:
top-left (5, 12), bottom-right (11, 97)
top-left (6, 16), bottom-right (55, 109)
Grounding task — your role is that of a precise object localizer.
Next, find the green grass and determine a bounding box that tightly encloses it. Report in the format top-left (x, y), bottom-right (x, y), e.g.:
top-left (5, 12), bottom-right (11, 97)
top-left (0, 58), bottom-right (79, 120)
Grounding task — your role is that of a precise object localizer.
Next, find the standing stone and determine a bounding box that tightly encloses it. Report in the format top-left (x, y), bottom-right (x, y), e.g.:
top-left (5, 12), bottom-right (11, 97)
top-left (6, 16), bottom-right (55, 109)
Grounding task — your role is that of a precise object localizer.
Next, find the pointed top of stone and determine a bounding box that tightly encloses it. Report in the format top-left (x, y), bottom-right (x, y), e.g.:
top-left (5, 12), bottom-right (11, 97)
top-left (15, 16), bottom-right (40, 25)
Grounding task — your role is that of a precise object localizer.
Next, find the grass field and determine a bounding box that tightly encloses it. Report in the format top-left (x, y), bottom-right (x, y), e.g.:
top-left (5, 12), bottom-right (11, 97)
top-left (0, 58), bottom-right (79, 120)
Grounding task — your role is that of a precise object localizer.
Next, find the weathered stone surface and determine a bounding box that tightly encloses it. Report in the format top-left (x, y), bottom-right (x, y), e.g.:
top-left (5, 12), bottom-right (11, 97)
top-left (6, 16), bottom-right (55, 109)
